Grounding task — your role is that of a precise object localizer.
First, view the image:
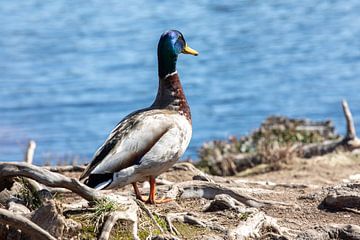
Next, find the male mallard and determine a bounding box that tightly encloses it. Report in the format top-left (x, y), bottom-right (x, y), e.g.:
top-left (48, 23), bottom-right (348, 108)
top-left (80, 30), bottom-right (198, 204)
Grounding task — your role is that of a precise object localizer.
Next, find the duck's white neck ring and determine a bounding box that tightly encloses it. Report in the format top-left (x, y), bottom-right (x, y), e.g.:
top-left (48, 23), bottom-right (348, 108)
top-left (162, 71), bottom-right (178, 80)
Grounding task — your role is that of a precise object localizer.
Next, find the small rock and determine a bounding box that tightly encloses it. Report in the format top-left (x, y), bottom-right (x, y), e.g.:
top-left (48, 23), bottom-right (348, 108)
top-left (30, 200), bottom-right (66, 238)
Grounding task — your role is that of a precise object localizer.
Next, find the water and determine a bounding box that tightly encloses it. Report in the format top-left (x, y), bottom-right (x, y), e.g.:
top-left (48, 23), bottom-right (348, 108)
top-left (1, 0), bottom-right (360, 164)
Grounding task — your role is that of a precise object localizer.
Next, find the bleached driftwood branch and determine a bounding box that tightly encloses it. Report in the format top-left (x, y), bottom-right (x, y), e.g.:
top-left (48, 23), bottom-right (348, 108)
top-left (300, 100), bottom-right (360, 158)
top-left (24, 140), bottom-right (36, 164)
top-left (343, 100), bottom-right (357, 140)
top-left (99, 204), bottom-right (139, 240)
top-left (166, 181), bottom-right (292, 208)
top-left (0, 208), bottom-right (56, 240)
top-left (0, 162), bottom-right (102, 202)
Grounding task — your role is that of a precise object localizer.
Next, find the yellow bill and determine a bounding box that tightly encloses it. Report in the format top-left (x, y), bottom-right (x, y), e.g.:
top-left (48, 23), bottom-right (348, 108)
top-left (182, 44), bottom-right (199, 56)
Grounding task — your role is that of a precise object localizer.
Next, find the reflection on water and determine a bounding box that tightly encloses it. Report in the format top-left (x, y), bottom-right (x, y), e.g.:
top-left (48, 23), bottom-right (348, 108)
top-left (1, 0), bottom-right (360, 164)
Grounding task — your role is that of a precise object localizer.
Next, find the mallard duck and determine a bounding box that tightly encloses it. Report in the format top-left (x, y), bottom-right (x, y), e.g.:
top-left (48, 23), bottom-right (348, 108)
top-left (80, 30), bottom-right (198, 204)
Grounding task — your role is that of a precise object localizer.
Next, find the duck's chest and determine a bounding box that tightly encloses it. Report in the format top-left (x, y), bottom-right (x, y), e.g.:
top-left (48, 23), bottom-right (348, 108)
top-left (147, 114), bottom-right (192, 162)
top-left (171, 114), bottom-right (192, 156)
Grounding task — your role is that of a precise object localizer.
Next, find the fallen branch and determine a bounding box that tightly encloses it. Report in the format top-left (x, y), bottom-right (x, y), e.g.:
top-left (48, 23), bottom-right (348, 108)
top-left (0, 208), bottom-right (56, 240)
top-left (165, 212), bottom-right (226, 234)
top-left (166, 181), bottom-right (292, 208)
top-left (203, 194), bottom-right (254, 214)
top-left (300, 100), bottom-right (360, 158)
top-left (0, 162), bottom-right (103, 202)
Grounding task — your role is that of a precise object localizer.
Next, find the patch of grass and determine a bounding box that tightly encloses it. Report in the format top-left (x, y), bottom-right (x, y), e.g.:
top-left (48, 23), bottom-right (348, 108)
top-left (70, 199), bottom-right (121, 239)
top-left (109, 221), bottom-right (134, 240)
top-left (70, 214), bottom-right (97, 240)
top-left (137, 213), bottom-right (163, 240)
top-left (239, 212), bottom-right (251, 221)
top-left (93, 199), bottom-right (117, 218)
top-left (153, 214), bottom-right (168, 231)
top-left (197, 116), bottom-right (340, 176)
top-left (16, 178), bottom-right (42, 210)
top-left (173, 221), bottom-right (211, 238)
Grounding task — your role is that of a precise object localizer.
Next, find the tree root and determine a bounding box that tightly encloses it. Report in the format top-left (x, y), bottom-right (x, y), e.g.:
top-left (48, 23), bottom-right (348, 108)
top-left (164, 212), bottom-right (226, 235)
top-left (166, 180), bottom-right (293, 208)
top-left (203, 194), bottom-right (256, 214)
top-left (0, 162), bottom-right (103, 202)
top-left (99, 203), bottom-right (139, 240)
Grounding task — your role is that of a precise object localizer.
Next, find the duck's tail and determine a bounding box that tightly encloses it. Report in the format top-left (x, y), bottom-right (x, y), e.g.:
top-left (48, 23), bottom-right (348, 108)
top-left (84, 173), bottom-right (113, 190)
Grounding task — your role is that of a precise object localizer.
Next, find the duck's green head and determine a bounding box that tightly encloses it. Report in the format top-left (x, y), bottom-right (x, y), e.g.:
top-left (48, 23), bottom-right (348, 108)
top-left (157, 30), bottom-right (198, 79)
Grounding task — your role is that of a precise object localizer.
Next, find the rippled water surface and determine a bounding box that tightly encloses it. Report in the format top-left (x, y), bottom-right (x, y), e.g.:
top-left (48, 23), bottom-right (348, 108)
top-left (1, 0), bottom-right (360, 164)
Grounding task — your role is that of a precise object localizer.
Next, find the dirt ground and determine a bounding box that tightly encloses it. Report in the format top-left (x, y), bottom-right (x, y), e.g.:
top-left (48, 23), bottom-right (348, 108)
top-left (57, 151), bottom-right (360, 239)
top-left (157, 151), bottom-right (360, 238)
top-left (242, 152), bottom-right (360, 233)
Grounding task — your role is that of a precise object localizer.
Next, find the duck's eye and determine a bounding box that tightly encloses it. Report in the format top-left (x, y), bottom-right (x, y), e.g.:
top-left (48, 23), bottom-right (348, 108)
top-left (177, 36), bottom-right (185, 45)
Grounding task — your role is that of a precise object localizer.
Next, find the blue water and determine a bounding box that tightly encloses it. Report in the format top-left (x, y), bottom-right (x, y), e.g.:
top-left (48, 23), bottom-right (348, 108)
top-left (1, 0), bottom-right (360, 164)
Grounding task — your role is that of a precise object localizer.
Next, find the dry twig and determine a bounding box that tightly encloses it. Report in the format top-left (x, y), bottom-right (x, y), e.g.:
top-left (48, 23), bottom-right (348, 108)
top-left (135, 199), bottom-right (164, 233)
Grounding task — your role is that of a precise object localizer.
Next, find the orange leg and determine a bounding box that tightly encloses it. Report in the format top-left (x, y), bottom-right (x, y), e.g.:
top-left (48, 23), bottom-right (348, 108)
top-left (145, 176), bottom-right (172, 204)
top-left (132, 182), bottom-right (148, 202)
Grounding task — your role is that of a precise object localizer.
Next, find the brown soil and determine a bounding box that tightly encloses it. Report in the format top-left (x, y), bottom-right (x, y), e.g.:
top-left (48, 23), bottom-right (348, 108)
top-left (242, 152), bottom-right (360, 233)
top-left (58, 151), bottom-right (360, 239)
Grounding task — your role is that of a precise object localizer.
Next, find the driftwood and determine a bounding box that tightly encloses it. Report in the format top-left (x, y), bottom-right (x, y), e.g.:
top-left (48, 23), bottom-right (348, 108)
top-left (99, 204), bottom-right (139, 240)
top-left (299, 100), bottom-right (360, 157)
top-left (295, 224), bottom-right (360, 240)
top-left (321, 182), bottom-right (360, 212)
top-left (203, 194), bottom-right (250, 213)
top-left (228, 211), bottom-right (283, 240)
top-left (164, 212), bottom-right (226, 235)
top-left (0, 162), bottom-right (103, 202)
top-left (166, 180), bottom-right (292, 208)
top-left (24, 140), bottom-right (36, 164)
top-left (0, 208), bottom-right (56, 240)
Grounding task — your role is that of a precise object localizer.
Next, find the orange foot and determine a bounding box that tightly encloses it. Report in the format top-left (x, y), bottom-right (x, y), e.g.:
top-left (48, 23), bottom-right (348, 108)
top-left (145, 195), bottom-right (173, 204)
top-left (132, 178), bottom-right (174, 204)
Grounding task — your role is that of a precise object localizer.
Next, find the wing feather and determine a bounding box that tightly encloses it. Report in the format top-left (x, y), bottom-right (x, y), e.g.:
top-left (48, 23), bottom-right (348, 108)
top-left (80, 110), bottom-right (173, 180)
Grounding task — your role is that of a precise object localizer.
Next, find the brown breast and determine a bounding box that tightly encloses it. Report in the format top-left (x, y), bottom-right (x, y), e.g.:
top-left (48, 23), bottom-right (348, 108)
top-left (151, 72), bottom-right (191, 123)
